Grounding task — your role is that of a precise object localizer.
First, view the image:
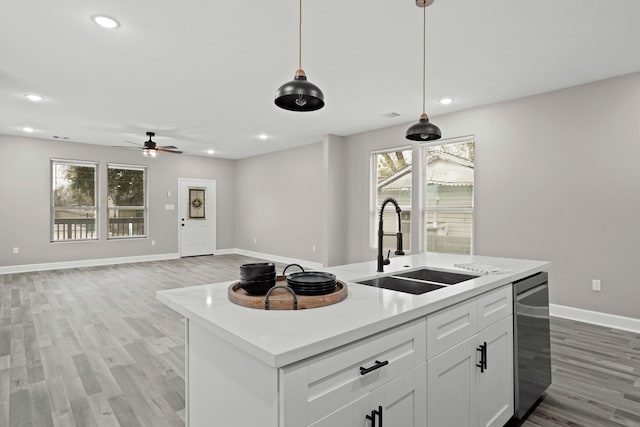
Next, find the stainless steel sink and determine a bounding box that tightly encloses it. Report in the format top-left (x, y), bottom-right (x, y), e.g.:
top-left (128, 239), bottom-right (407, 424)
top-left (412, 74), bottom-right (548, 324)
top-left (394, 268), bottom-right (478, 285)
top-left (356, 276), bottom-right (446, 295)
top-left (356, 268), bottom-right (479, 295)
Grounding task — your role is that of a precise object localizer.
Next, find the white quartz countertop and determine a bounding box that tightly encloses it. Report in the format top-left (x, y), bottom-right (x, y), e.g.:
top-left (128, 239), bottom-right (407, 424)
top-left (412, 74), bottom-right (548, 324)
top-left (157, 252), bottom-right (549, 368)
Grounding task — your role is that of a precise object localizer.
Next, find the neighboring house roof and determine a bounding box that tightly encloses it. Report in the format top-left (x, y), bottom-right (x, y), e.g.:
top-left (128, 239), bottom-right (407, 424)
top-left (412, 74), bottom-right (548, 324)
top-left (378, 152), bottom-right (473, 190)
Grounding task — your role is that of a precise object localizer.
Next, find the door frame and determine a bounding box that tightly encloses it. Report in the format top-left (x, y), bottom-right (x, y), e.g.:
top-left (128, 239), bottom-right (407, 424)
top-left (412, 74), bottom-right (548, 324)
top-left (178, 178), bottom-right (217, 257)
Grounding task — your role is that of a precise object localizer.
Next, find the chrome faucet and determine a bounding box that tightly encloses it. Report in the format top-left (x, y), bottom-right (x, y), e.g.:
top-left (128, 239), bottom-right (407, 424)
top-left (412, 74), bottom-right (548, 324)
top-left (377, 197), bottom-right (405, 272)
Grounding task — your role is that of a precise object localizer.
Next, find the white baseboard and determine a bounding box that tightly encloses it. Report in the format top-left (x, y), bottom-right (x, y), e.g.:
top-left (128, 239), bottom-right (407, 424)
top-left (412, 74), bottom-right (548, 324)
top-left (213, 248), bottom-right (238, 255)
top-left (0, 253), bottom-right (180, 275)
top-left (228, 248), bottom-right (323, 270)
top-left (550, 304), bottom-right (640, 334)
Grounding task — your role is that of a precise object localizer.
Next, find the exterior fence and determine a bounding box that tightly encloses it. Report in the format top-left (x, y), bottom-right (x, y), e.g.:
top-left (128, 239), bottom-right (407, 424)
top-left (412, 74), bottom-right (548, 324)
top-left (53, 218), bottom-right (145, 240)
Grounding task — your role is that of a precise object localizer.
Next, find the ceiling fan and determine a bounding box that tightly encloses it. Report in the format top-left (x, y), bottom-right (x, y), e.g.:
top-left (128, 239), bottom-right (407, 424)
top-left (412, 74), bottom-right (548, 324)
top-left (114, 131), bottom-right (183, 156)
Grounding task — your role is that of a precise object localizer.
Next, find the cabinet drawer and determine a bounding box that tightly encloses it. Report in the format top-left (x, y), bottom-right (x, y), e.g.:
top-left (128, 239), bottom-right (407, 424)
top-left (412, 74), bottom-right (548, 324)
top-left (280, 318), bottom-right (426, 426)
top-left (476, 285), bottom-right (512, 331)
top-left (427, 298), bottom-right (477, 359)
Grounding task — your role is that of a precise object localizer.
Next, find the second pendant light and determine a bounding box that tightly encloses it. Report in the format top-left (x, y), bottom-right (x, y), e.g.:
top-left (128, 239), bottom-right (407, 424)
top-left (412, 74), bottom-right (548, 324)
top-left (406, 0), bottom-right (441, 141)
top-left (274, 0), bottom-right (325, 112)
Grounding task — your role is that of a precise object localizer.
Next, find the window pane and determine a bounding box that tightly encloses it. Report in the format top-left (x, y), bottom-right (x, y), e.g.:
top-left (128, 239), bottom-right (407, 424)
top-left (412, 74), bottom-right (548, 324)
top-left (108, 168), bottom-right (145, 207)
top-left (51, 161), bottom-right (97, 241)
top-left (107, 166), bottom-right (146, 238)
top-left (426, 210), bottom-right (472, 255)
top-left (52, 164), bottom-right (96, 207)
top-left (424, 140), bottom-right (474, 254)
top-left (52, 208), bottom-right (97, 241)
top-left (375, 149), bottom-right (412, 251)
top-left (108, 208), bottom-right (145, 238)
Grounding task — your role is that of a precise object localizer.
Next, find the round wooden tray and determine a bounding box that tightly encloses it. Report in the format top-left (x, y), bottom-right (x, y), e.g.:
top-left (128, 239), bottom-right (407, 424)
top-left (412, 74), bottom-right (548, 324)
top-left (228, 279), bottom-right (348, 310)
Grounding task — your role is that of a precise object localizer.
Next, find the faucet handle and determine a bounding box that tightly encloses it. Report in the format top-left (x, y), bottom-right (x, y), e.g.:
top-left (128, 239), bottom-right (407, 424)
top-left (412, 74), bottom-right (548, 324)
top-left (383, 249), bottom-right (391, 265)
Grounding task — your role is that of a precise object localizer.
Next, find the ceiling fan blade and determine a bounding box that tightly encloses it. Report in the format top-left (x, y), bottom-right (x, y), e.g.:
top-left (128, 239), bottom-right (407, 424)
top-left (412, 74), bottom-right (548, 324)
top-left (157, 145), bottom-right (178, 149)
top-left (124, 140), bottom-right (142, 146)
top-left (112, 145), bottom-right (143, 149)
top-left (157, 148), bottom-right (183, 154)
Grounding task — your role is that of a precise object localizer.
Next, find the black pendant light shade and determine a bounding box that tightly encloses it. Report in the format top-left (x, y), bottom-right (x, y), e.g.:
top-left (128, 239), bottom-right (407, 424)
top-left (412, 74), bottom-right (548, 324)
top-left (406, 1), bottom-right (441, 141)
top-left (275, 69), bottom-right (324, 112)
top-left (406, 113), bottom-right (441, 141)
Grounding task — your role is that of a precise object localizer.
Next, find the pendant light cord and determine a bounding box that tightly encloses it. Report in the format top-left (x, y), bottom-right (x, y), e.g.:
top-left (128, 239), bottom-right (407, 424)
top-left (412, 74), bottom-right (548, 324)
top-left (422, 4), bottom-right (426, 115)
top-left (299, 0), bottom-right (302, 70)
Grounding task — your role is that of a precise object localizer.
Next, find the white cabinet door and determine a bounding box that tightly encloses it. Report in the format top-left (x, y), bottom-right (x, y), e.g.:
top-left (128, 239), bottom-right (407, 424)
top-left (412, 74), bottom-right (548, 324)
top-left (427, 337), bottom-right (478, 427)
top-left (309, 364), bottom-right (427, 427)
top-left (380, 363), bottom-right (427, 427)
top-left (477, 316), bottom-right (513, 427)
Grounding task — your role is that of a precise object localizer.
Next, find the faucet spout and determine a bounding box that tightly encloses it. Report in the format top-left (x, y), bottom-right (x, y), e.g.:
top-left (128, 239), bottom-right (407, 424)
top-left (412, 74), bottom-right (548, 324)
top-left (377, 197), bottom-right (405, 272)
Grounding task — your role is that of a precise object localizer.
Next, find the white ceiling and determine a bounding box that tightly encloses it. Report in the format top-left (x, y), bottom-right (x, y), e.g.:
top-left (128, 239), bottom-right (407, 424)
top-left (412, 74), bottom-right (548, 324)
top-left (2, 0), bottom-right (640, 159)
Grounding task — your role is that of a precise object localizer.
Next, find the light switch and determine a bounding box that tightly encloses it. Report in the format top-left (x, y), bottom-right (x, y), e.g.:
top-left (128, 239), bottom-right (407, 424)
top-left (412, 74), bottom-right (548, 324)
top-left (165, 204), bottom-right (175, 210)
top-left (167, 191), bottom-right (172, 198)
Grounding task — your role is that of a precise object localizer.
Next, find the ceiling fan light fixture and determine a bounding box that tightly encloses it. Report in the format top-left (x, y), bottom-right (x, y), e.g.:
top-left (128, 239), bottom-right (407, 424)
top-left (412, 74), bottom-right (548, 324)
top-left (274, 0), bottom-right (324, 112)
top-left (143, 148), bottom-right (157, 158)
top-left (406, 0), bottom-right (441, 142)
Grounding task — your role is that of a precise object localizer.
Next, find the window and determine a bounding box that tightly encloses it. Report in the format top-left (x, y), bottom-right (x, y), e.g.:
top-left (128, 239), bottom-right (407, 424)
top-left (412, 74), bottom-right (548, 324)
top-left (51, 159), bottom-right (98, 241)
top-left (371, 148), bottom-right (412, 251)
top-left (107, 164), bottom-right (147, 238)
top-left (423, 137), bottom-right (474, 255)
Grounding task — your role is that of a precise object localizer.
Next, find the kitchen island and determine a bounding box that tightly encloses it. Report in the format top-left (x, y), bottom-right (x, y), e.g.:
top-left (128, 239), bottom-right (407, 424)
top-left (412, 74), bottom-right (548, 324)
top-left (157, 252), bottom-right (549, 426)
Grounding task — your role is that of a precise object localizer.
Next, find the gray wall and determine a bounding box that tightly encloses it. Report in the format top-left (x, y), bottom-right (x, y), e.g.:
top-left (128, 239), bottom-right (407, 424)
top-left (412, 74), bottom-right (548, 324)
top-left (234, 142), bottom-right (324, 263)
top-left (342, 72), bottom-right (640, 319)
top-left (0, 134), bottom-right (236, 266)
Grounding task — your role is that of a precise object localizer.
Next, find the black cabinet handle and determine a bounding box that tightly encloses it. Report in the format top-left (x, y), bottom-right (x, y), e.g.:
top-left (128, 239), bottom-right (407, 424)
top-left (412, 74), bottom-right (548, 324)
top-left (365, 406), bottom-right (383, 427)
top-left (476, 341), bottom-right (487, 373)
top-left (366, 409), bottom-right (376, 427)
top-left (360, 360), bottom-right (389, 375)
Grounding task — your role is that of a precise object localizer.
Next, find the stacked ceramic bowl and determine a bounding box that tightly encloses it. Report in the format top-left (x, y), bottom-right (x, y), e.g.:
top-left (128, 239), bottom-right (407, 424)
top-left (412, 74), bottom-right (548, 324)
top-left (286, 271), bottom-right (337, 296)
top-left (240, 263), bottom-right (276, 295)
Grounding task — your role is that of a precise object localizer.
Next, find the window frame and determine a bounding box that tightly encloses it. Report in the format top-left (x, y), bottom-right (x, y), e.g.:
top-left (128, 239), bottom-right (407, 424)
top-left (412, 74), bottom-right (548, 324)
top-left (420, 135), bottom-right (475, 255)
top-left (369, 145), bottom-right (412, 249)
top-left (106, 163), bottom-right (148, 240)
top-left (50, 158), bottom-right (100, 242)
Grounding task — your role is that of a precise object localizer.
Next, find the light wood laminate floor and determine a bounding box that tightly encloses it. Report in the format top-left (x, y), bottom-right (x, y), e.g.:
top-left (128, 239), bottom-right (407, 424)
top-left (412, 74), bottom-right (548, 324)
top-left (1, 255), bottom-right (639, 427)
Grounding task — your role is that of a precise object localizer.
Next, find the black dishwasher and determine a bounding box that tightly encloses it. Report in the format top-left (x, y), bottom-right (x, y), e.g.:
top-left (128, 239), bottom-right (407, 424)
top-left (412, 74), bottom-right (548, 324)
top-left (513, 272), bottom-right (551, 420)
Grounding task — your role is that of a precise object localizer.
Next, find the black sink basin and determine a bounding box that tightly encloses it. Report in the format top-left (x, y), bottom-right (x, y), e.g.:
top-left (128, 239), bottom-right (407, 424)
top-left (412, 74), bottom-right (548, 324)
top-left (356, 276), bottom-right (445, 295)
top-left (394, 268), bottom-right (478, 285)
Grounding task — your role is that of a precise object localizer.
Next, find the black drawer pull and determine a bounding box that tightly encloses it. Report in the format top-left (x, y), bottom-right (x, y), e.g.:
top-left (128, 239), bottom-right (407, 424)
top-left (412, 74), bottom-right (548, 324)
top-left (476, 341), bottom-right (487, 373)
top-left (360, 360), bottom-right (389, 375)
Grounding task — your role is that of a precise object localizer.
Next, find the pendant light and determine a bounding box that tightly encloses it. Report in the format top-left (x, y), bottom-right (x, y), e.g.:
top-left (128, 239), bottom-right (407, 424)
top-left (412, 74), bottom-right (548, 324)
top-left (406, 0), bottom-right (441, 141)
top-left (274, 0), bottom-right (325, 112)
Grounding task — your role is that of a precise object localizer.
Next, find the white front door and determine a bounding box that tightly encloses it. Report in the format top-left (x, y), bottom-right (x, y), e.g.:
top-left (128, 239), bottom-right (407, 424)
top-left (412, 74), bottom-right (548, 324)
top-left (179, 178), bottom-right (216, 257)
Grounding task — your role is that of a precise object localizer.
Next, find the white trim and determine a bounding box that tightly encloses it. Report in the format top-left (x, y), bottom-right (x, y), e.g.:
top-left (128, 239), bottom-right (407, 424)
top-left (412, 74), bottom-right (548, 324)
top-left (0, 253), bottom-right (180, 275)
top-left (232, 249), bottom-right (323, 270)
top-left (213, 248), bottom-right (237, 255)
top-left (550, 304), bottom-right (640, 334)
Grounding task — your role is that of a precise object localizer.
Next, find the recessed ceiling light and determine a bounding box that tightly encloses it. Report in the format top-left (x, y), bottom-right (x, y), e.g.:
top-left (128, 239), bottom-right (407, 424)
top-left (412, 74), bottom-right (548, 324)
top-left (25, 94), bottom-right (44, 102)
top-left (258, 134), bottom-right (268, 140)
top-left (22, 127), bottom-right (35, 133)
top-left (91, 15), bottom-right (120, 29)
top-left (439, 97), bottom-right (454, 105)
top-left (207, 149), bottom-right (215, 155)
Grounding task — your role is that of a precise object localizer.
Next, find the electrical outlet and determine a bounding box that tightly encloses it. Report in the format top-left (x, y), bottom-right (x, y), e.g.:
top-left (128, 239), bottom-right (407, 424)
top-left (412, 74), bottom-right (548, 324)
top-left (151, 240), bottom-right (156, 246)
top-left (253, 238), bottom-right (257, 244)
top-left (592, 279), bottom-right (601, 292)
top-left (13, 247), bottom-right (19, 254)
top-left (167, 191), bottom-right (171, 198)
top-left (312, 245), bottom-right (316, 252)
